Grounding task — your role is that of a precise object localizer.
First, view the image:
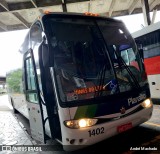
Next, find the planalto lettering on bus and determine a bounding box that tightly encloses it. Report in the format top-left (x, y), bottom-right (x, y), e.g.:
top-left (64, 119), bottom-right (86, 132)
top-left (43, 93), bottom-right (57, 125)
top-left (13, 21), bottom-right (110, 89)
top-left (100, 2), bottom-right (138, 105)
top-left (128, 94), bottom-right (146, 106)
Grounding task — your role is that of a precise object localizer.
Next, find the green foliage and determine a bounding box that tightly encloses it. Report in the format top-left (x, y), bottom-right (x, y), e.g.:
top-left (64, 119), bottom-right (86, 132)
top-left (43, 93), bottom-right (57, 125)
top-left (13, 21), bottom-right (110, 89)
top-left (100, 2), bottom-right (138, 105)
top-left (6, 68), bottom-right (23, 93)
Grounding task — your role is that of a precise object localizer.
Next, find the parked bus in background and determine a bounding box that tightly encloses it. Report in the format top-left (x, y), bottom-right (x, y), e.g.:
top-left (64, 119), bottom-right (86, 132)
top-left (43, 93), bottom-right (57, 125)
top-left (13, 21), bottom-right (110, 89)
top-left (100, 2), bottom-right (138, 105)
top-left (132, 21), bottom-right (160, 100)
top-left (7, 12), bottom-right (153, 151)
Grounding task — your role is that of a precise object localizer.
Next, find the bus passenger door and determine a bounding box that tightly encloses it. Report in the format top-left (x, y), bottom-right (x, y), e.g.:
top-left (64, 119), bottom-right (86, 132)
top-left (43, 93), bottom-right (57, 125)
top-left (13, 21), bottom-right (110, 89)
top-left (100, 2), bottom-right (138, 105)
top-left (24, 49), bottom-right (46, 143)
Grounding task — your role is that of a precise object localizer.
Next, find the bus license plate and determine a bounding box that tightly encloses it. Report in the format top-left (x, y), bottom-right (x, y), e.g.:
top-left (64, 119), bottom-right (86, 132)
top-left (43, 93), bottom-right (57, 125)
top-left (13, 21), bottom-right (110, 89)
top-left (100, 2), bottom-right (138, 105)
top-left (117, 122), bottom-right (132, 133)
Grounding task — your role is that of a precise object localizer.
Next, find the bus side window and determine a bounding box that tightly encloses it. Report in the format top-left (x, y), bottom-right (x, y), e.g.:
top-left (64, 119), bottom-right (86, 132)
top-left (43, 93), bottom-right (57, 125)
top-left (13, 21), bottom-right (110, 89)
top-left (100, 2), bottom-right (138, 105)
top-left (30, 22), bottom-right (43, 93)
top-left (25, 53), bottom-right (38, 104)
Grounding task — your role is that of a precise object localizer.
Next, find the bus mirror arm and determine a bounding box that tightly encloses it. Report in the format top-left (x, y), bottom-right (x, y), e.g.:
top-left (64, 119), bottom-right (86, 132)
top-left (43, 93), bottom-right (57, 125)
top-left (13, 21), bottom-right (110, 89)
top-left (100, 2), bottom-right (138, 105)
top-left (42, 33), bottom-right (48, 45)
top-left (136, 43), bottom-right (144, 60)
top-left (139, 48), bottom-right (144, 60)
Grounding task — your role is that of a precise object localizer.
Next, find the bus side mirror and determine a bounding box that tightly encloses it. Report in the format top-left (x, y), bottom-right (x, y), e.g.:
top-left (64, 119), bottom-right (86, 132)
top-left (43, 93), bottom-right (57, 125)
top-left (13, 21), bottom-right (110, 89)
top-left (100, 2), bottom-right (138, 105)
top-left (39, 40), bottom-right (49, 67)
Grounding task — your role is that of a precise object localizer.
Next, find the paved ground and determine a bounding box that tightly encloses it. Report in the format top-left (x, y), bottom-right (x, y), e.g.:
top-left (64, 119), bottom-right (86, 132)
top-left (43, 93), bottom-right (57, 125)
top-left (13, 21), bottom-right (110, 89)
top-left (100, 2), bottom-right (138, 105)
top-left (0, 95), bottom-right (33, 154)
top-left (0, 95), bottom-right (66, 154)
top-left (147, 104), bottom-right (160, 125)
top-left (0, 111), bottom-right (34, 154)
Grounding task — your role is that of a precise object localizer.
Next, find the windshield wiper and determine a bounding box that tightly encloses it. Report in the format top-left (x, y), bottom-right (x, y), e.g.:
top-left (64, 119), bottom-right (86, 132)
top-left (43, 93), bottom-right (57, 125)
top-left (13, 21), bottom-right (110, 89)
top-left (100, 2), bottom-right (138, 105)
top-left (94, 64), bottom-right (107, 97)
top-left (114, 50), bottom-right (141, 90)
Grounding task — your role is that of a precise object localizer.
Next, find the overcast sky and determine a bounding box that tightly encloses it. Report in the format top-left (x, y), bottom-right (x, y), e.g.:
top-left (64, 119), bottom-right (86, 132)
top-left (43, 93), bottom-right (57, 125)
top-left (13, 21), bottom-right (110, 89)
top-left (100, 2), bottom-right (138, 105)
top-left (0, 12), bottom-right (160, 76)
top-left (0, 29), bottom-right (28, 76)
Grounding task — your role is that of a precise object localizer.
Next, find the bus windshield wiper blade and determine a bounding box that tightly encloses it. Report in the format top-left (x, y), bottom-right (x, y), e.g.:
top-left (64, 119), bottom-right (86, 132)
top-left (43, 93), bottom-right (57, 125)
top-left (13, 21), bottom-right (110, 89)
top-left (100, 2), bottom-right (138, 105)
top-left (115, 51), bottom-right (141, 89)
top-left (94, 64), bottom-right (107, 97)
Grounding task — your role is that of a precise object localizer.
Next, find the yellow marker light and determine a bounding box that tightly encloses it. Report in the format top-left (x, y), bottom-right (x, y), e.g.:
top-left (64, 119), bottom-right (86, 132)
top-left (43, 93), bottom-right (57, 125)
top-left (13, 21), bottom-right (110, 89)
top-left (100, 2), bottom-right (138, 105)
top-left (84, 12), bottom-right (90, 16)
top-left (78, 119), bottom-right (87, 128)
top-left (84, 12), bottom-right (99, 16)
top-left (141, 99), bottom-right (152, 108)
top-left (44, 10), bottom-right (51, 14)
top-left (94, 13), bottom-right (99, 16)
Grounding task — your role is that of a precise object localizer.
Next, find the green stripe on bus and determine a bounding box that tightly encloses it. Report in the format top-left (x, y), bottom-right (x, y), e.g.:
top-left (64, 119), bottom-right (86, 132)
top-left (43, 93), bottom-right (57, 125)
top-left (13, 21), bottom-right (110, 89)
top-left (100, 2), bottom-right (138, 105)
top-left (85, 104), bottom-right (97, 118)
top-left (74, 106), bottom-right (88, 119)
top-left (74, 104), bottom-right (97, 119)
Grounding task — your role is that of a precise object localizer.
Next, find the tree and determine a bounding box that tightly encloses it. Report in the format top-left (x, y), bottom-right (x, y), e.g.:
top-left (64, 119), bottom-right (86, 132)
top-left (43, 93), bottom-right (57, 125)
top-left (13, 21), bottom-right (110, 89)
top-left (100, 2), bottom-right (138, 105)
top-left (6, 68), bottom-right (23, 93)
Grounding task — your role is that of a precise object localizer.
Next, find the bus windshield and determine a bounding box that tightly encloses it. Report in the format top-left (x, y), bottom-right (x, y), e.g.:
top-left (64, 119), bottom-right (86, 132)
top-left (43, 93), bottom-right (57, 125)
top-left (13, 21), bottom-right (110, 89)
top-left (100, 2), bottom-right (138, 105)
top-left (44, 17), bottom-right (146, 102)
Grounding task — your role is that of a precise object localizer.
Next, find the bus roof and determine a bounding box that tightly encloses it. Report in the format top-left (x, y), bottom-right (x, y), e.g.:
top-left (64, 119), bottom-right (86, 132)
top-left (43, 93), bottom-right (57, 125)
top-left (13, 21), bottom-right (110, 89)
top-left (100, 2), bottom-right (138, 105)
top-left (39, 12), bottom-right (124, 24)
top-left (132, 21), bottom-right (160, 38)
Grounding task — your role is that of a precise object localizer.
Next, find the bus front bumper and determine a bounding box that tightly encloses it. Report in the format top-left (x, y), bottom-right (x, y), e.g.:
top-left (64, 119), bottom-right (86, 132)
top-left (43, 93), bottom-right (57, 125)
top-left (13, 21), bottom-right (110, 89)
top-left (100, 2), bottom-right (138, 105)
top-left (62, 106), bottom-right (153, 151)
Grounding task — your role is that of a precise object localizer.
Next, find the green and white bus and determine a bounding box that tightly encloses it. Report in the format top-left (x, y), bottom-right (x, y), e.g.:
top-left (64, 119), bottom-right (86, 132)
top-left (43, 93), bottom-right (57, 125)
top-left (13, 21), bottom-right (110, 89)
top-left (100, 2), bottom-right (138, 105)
top-left (8, 12), bottom-right (153, 151)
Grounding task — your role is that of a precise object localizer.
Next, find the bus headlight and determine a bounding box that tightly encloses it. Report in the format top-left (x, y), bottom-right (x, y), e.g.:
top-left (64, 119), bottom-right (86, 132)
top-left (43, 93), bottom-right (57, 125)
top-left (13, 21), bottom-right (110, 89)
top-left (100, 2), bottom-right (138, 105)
top-left (141, 99), bottom-right (152, 108)
top-left (64, 118), bottom-right (98, 129)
